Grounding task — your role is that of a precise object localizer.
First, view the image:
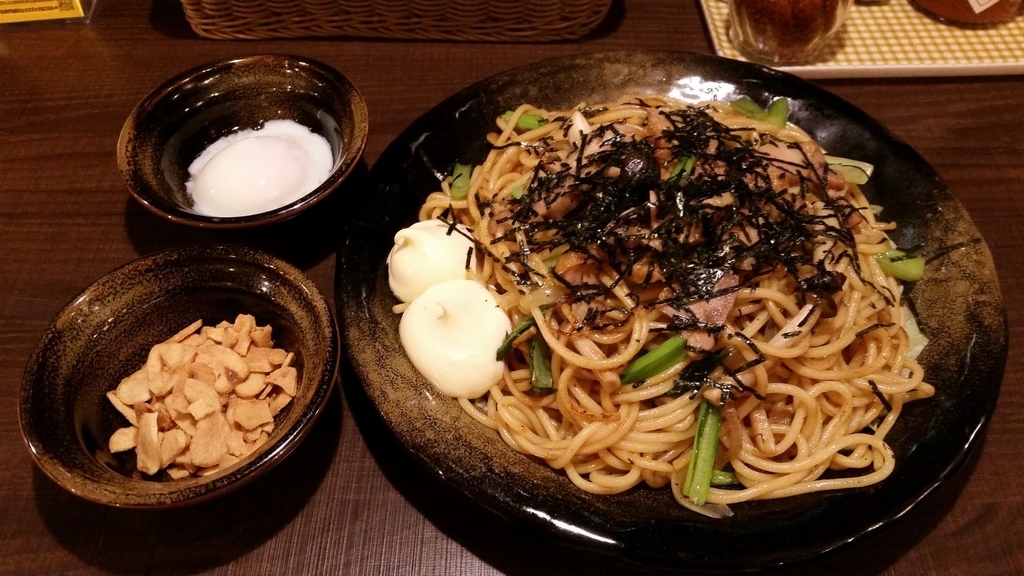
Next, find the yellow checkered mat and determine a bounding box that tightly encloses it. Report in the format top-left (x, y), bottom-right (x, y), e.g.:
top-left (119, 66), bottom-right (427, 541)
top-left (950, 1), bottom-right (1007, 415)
top-left (699, 0), bottom-right (1024, 77)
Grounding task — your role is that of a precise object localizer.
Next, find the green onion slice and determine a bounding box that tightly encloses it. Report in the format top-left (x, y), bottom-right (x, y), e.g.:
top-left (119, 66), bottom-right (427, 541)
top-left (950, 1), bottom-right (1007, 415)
top-left (764, 97), bottom-right (789, 128)
top-left (450, 163), bottom-right (472, 199)
top-left (710, 469), bottom-right (738, 486)
top-left (683, 399), bottom-right (722, 505)
top-left (668, 156), bottom-right (696, 180)
top-left (876, 249), bottom-right (925, 282)
top-left (496, 313), bottom-right (537, 360)
top-left (731, 96), bottom-right (789, 128)
top-left (620, 334), bottom-right (688, 385)
top-left (529, 335), bottom-right (554, 393)
top-left (502, 110), bottom-right (547, 131)
top-left (825, 155), bottom-right (875, 185)
top-left (730, 96), bottom-right (766, 119)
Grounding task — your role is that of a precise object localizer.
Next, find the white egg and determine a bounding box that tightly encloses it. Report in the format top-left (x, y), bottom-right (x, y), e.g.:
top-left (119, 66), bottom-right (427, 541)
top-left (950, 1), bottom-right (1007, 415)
top-left (185, 119), bottom-right (334, 218)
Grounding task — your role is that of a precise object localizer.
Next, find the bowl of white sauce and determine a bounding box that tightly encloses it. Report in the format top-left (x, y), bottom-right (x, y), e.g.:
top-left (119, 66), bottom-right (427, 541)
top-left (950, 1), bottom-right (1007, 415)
top-left (117, 54), bottom-right (368, 228)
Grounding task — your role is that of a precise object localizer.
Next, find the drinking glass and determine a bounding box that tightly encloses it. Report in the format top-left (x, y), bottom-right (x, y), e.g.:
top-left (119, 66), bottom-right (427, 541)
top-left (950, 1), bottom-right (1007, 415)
top-left (728, 0), bottom-right (854, 65)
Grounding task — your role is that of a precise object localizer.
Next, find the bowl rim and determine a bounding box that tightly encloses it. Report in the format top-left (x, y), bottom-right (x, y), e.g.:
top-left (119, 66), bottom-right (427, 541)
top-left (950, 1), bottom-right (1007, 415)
top-left (19, 244), bottom-right (340, 508)
top-left (117, 54), bottom-right (369, 230)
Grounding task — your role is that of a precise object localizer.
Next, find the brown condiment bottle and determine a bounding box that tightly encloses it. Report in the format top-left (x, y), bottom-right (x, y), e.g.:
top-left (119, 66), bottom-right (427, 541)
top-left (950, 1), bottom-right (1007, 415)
top-left (911, 0), bottom-right (1022, 25)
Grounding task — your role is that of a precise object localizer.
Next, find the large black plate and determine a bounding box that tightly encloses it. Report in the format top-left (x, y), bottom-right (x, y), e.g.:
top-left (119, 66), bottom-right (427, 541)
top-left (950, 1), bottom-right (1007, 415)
top-left (336, 51), bottom-right (1007, 573)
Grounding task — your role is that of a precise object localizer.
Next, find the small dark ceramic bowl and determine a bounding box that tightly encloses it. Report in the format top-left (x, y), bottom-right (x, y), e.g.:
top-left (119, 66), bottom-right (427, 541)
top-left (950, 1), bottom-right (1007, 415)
top-left (117, 54), bottom-right (368, 229)
top-left (19, 245), bottom-right (339, 507)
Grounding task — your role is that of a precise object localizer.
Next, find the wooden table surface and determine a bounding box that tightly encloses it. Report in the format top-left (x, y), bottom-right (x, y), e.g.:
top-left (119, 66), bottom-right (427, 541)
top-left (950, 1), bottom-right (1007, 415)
top-left (2, 1), bottom-right (1022, 574)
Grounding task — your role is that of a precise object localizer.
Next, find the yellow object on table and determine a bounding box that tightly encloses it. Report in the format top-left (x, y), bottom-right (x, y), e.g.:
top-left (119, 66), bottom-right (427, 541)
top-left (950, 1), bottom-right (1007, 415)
top-left (0, 0), bottom-right (85, 24)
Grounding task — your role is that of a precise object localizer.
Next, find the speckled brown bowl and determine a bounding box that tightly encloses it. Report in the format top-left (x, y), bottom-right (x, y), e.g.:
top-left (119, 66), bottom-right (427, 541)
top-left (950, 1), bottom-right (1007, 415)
top-left (117, 54), bottom-right (368, 229)
top-left (20, 245), bottom-right (339, 507)
top-left (337, 50), bottom-right (1008, 572)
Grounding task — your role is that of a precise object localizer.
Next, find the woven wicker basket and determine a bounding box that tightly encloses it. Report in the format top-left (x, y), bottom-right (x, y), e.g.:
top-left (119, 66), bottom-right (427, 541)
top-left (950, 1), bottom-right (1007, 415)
top-left (180, 0), bottom-right (613, 41)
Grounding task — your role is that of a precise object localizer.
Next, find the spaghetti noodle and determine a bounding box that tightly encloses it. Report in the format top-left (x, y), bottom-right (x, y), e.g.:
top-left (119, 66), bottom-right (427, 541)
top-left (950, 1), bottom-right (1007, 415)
top-left (399, 95), bottom-right (933, 515)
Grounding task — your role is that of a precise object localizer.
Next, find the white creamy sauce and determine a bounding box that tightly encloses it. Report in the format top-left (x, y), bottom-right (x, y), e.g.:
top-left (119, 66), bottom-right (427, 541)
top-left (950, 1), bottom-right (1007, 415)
top-left (387, 219), bottom-right (476, 303)
top-left (185, 119), bottom-right (333, 217)
top-left (398, 279), bottom-right (510, 399)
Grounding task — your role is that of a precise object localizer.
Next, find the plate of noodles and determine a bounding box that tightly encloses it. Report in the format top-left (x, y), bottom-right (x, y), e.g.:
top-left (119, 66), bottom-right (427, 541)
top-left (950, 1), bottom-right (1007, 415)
top-left (336, 51), bottom-right (1006, 572)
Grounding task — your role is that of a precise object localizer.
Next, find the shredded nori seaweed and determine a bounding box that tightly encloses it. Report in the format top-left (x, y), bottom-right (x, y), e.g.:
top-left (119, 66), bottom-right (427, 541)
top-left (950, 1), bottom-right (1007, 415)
top-left (855, 322), bottom-right (895, 339)
top-left (867, 379), bottom-right (893, 413)
top-left (490, 105), bottom-right (859, 332)
top-left (666, 348), bottom-right (730, 396)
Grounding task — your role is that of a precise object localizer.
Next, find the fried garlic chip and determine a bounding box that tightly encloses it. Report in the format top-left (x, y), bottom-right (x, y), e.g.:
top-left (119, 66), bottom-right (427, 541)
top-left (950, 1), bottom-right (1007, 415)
top-left (105, 314), bottom-right (298, 479)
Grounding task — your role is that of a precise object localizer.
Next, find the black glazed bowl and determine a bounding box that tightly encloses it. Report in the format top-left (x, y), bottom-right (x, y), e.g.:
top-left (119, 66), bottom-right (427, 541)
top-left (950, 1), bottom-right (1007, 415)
top-left (117, 54), bottom-right (368, 229)
top-left (336, 51), bottom-right (1008, 572)
top-left (20, 245), bottom-right (339, 507)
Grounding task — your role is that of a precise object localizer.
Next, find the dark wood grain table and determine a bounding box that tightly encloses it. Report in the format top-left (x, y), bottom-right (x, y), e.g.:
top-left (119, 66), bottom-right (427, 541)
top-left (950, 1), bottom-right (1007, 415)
top-left (2, 1), bottom-right (1022, 574)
